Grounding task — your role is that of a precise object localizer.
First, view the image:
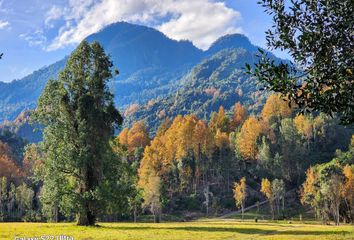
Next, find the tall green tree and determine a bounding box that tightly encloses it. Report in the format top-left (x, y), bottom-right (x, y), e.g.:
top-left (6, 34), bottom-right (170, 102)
top-left (248, 0), bottom-right (354, 124)
top-left (34, 41), bottom-right (123, 226)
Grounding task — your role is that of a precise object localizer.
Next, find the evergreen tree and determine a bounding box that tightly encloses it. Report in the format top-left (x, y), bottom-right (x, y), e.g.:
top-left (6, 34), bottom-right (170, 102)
top-left (34, 41), bottom-right (123, 226)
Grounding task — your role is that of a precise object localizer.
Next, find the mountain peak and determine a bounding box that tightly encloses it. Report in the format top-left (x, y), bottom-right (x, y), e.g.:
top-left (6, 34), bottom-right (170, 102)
top-left (207, 33), bottom-right (256, 55)
top-left (85, 21), bottom-right (203, 77)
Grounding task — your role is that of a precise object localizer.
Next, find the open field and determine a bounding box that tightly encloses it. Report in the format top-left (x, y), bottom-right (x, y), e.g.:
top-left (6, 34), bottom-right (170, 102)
top-left (0, 220), bottom-right (353, 240)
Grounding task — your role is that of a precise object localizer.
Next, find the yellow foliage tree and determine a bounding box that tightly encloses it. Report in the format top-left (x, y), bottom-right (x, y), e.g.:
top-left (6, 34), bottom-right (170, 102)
top-left (237, 116), bottom-right (263, 160)
top-left (117, 121), bottom-right (150, 156)
top-left (294, 114), bottom-right (314, 140)
top-left (118, 128), bottom-right (129, 146)
top-left (261, 94), bottom-right (292, 121)
top-left (142, 171), bottom-right (162, 223)
top-left (233, 177), bottom-right (247, 219)
top-left (342, 165), bottom-right (354, 220)
top-left (209, 106), bottom-right (230, 133)
top-left (261, 178), bottom-right (275, 219)
top-left (192, 120), bottom-right (214, 159)
top-left (127, 121), bottom-right (150, 152)
top-left (232, 102), bottom-right (248, 129)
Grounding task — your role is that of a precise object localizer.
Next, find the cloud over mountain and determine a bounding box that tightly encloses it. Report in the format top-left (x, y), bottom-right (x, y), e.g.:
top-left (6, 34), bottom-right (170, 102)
top-left (47, 0), bottom-right (242, 51)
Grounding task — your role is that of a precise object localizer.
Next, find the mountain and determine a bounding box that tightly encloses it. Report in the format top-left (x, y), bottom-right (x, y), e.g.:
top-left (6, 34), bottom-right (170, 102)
top-left (0, 111), bottom-right (42, 143)
top-left (0, 21), bottom-right (286, 140)
top-left (124, 48), bottom-right (268, 133)
top-left (0, 59), bottom-right (66, 123)
top-left (206, 33), bottom-right (257, 55)
top-left (0, 22), bottom-right (204, 123)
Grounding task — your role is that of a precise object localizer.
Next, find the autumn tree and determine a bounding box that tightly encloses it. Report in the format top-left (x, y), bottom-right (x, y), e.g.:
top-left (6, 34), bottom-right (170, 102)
top-left (215, 129), bottom-right (232, 189)
top-left (138, 134), bottom-right (166, 200)
top-left (321, 172), bottom-right (343, 226)
top-left (231, 102), bottom-right (248, 129)
top-left (261, 178), bottom-right (274, 220)
top-left (142, 173), bottom-right (162, 223)
top-left (209, 106), bottom-right (230, 133)
top-left (300, 167), bottom-right (320, 218)
top-left (294, 114), bottom-right (314, 142)
top-left (261, 94), bottom-right (292, 122)
top-left (34, 41), bottom-right (123, 226)
top-left (192, 119), bottom-right (214, 193)
top-left (127, 121), bottom-right (150, 151)
top-left (0, 177), bottom-right (7, 221)
top-left (0, 141), bottom-right (22, 181)
top-left (237, 116), bottom-right (263, 160)
top-left (272, 179), bottom-right (285, 218)
top-left (342, 165), bottom-right (354, 222)
top-left (118, 128), bottom-right (129, 146)
top-left (233, 177), bottom-right (247, 219)
top-left (301, 153), bottom-right (352, 225)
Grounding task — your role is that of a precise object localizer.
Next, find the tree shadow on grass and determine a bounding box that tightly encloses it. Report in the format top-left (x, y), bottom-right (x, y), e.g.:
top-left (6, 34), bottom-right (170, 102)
top-left (99, 225), bottom-right (352, 236)
top-left (100, 225), bottom-right (273, 234)
top-left (167, 227), bottom-right (352, 236)
top-left (277, 230), bottom-right (351, 236)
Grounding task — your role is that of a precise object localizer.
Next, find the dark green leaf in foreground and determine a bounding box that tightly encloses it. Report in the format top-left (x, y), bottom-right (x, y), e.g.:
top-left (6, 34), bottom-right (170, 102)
top-left (250, 0), bottom-right (354, 124)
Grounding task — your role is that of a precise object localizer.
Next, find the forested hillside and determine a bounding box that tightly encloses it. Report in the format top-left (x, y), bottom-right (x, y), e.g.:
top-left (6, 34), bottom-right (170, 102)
top-left (124, 94), bottom-right (353, 222)
top-left (1, 92), bottom-right (352, 223)
top-left (124, 48), bottom-right (264, 133)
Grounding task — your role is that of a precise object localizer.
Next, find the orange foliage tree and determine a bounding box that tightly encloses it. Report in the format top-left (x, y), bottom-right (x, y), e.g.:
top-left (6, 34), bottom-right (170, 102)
top-left (0, 141), bottom-right (22, 181)
top-left (237, 116), bottom-right (264, 160)
top-left (342, 165), bottom-right (354, 220)
top-left (118, 121), bottom-right (150, 153)
top-left (261, 93), bottom-right (292, 121)
top-left (232, 102), bottom-right (248, 129)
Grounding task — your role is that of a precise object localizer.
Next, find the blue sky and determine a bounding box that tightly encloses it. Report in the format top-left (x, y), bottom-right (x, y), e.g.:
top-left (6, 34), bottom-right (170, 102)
top-left (0, 0), bottom-right (286, 83)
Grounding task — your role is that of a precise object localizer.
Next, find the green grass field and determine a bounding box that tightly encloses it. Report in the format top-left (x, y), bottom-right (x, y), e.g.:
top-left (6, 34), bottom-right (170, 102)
top-left (0, 220), bottom-right (353, 240)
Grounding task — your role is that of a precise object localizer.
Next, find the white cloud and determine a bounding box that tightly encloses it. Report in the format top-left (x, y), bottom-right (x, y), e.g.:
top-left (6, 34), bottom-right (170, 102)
top-left (47, 0), bottom-right (242, 51)
top-left (45, 5), bottom-right (64, 28)
top-left (0, 20), bottom-right (9, 29)
top-left (19, 30), bottom-right (47, 48)
top-left (157, 1), bottom-right (241, 49)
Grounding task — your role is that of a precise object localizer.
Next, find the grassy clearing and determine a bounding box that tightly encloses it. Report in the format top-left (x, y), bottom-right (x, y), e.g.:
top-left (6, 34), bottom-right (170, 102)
top-left (224, 202), bottom-right (316, 222)
top-left (0, 220), bottom-right (353, 240)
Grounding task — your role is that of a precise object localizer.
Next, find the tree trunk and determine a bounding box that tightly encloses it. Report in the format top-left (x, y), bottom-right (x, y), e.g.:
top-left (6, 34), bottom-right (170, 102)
top-left (133, 204), bottom-right (137, 223)
top-left (153, 213), bottom-right (161, 223)
top-left (77, 163), bottom-right (97, 226)
top-left (336, 204), bottom-right (340, 226)
top-left (54, 204), bottom-right (58, 223)
top-left (77, 206), bottom-right (95, 226)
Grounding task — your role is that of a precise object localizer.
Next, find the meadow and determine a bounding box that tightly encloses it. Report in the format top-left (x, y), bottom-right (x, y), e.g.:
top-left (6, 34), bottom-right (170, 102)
top-left (0, 220), bottom-right (353, 240)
